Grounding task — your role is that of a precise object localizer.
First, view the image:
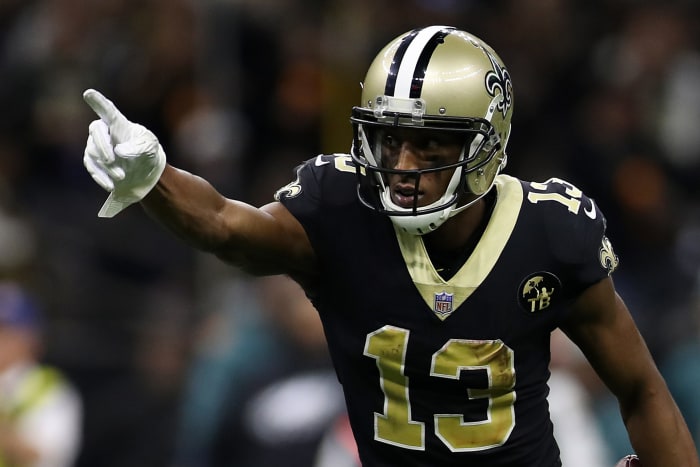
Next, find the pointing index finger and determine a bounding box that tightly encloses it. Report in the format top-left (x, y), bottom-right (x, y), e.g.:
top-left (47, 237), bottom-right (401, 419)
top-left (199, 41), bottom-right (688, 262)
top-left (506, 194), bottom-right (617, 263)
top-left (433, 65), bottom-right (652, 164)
top-left (83, 88), bottom-right (134, 143)
top-left (83, 89), bottom-right (126, 127)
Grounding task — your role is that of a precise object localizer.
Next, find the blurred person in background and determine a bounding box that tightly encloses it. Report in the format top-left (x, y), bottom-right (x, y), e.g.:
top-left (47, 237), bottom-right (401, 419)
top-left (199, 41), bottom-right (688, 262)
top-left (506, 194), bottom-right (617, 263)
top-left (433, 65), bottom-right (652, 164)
top-left (0, 282), bottom-right (82, 467)
top-left (313, 412), bottom-right (360, 467)
top-left (208, 274), bottom-right (345, 467)
top-left (171, 271), bottom-right (279, 467)
top-left (80, 25), bottom-right (697, 466)
top-left (548, 330), bottom-right (611, 467)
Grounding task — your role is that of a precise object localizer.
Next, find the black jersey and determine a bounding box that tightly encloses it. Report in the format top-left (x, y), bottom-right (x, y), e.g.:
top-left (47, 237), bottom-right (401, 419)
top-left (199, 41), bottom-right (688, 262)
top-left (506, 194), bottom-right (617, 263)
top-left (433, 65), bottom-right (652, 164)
top-left (275, 154), bottom-right (617, 467)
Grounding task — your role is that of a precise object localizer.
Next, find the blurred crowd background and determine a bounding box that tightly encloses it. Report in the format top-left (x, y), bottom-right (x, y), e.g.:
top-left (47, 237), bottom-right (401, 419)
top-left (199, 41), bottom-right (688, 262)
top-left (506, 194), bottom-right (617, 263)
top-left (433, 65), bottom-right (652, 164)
top-left (1, 0), bottom-right (700, 466)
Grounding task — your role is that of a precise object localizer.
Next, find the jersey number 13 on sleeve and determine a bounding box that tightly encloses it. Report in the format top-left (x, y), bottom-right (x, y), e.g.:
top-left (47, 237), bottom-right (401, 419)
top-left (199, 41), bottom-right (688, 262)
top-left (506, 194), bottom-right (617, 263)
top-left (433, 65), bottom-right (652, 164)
top-left (364, 325), bottom-right (516, 452)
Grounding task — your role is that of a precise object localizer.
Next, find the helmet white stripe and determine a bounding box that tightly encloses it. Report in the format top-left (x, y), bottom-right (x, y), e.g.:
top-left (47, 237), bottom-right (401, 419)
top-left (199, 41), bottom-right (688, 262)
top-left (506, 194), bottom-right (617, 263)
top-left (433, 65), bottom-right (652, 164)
top-left (393, 25), bottom-right (453, 97)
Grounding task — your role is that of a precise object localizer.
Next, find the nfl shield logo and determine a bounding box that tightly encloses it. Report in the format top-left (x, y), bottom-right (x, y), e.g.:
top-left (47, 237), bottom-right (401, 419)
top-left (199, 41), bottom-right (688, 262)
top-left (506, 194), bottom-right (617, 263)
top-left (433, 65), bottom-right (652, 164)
top-left (434, 291), bottom-right (454, 316)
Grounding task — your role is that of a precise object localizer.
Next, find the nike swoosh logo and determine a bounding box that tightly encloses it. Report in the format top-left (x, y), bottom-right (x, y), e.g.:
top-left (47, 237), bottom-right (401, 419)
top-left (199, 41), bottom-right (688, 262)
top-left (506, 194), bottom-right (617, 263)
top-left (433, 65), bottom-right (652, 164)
top-left (584, 199), bottom-right (596, 219)
top-left (314, 155), bottom-right (330, 166)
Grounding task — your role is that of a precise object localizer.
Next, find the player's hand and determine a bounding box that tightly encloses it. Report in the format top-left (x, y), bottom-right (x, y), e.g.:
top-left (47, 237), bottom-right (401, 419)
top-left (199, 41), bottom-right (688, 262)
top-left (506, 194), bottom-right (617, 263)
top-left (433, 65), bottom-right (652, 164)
top-left (82, 89), bottom-right (166, 218)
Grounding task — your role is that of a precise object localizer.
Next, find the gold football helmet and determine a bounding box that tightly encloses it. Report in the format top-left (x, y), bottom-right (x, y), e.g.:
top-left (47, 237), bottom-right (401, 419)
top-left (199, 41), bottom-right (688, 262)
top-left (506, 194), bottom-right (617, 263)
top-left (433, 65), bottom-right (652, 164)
top-left (351, 26), bottom-right (514, 235)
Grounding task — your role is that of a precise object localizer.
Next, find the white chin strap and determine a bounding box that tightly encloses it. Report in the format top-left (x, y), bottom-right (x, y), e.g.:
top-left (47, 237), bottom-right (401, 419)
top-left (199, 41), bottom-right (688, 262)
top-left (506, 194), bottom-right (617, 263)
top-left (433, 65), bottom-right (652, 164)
top-left (379, 165), bottom-right (460, 235)
top-left (386, 189), bottom-right (487, 235)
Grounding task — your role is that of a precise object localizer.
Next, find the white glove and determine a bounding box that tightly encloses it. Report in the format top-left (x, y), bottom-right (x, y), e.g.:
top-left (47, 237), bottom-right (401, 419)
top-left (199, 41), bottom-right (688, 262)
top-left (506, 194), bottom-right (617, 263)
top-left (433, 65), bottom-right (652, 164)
top-left (83, 89), bottom-right (166, 218)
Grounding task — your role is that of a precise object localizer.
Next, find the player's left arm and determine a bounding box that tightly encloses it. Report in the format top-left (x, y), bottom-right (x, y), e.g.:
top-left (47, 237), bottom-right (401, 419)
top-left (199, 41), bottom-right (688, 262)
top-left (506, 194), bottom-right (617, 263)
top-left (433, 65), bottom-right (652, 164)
top-left (560, 277), bottom-right (700, 467)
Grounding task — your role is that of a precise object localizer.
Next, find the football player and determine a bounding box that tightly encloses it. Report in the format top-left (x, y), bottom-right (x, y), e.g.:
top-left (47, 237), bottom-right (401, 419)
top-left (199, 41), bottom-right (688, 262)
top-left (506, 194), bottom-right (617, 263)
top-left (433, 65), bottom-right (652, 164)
top-left (82, 26), bottom-right (699, 466)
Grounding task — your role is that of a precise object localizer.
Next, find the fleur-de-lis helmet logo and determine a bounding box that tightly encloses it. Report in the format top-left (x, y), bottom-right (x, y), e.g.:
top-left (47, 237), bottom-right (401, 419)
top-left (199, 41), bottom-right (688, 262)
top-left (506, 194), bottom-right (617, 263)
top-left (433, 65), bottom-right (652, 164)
top-left (484, 50), bottom-right (513, 119)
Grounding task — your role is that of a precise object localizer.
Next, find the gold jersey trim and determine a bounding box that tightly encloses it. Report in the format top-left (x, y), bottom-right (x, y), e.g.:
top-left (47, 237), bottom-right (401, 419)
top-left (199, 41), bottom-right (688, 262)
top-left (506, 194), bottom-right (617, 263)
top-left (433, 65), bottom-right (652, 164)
top-left (394, 174), bottom-right (523, 320)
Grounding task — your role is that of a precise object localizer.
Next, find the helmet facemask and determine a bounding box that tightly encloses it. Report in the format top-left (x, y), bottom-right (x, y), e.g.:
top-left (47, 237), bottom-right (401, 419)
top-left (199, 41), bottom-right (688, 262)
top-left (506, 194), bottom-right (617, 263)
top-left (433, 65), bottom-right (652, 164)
top-left (351, 99), bottom-right (505, 235)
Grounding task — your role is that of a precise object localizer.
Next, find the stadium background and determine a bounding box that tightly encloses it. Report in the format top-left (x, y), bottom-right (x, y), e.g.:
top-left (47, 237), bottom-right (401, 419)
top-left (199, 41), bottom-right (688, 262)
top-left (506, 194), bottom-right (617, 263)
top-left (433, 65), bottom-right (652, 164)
top-left (0, 0), bottom-right (699, 465)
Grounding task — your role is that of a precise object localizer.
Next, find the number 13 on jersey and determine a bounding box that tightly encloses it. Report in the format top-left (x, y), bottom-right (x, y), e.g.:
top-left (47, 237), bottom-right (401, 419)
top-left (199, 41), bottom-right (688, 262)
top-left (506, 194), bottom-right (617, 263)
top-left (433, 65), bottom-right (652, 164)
top-left (364, 326), bottom-right (516, 452)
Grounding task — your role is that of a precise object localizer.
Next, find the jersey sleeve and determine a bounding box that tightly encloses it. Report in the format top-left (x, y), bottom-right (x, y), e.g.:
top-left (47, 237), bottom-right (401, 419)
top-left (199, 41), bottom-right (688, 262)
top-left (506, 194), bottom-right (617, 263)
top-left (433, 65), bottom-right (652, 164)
top-left (572, 195), bottom-right (618, 287)
top-left (525, 178), bottom-right (620, 296)
top-left (274, 154), bottom-right (358, 248)
top-left (273, 157), bottom-right (323, 247)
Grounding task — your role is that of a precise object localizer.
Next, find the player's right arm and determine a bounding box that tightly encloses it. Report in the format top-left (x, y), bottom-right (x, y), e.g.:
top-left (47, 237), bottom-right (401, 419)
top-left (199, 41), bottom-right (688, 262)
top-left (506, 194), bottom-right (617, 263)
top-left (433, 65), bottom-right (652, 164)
top-left (143, 165), bottom-right (316, 278)
top-left (82, 89), bottom-right (317, 281)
